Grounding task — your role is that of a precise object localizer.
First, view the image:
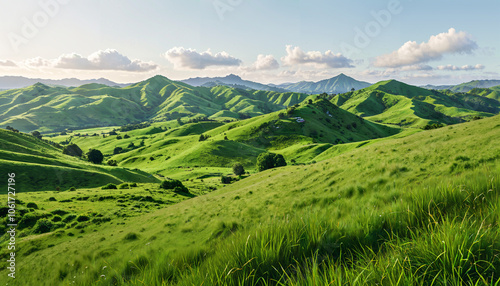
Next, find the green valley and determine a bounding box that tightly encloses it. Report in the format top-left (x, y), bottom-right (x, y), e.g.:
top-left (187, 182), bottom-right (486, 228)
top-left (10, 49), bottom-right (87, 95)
top-left (1, 75), bottom-right (500, 286)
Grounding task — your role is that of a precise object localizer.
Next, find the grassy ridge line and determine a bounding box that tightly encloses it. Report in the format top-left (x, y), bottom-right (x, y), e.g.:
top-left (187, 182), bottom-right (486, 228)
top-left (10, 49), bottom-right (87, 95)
top-left (4, 115), bottom-right (499, 285)
top-left (333, 80), bottom-right (500, 128)
top-left (0, 76), bottom-right (310, 133)
top-left (0, 128), bottom-right (159, 193)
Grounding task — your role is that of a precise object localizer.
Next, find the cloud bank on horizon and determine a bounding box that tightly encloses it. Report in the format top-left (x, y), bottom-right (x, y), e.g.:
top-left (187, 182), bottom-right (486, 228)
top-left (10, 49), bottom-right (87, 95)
top-left (22, 49), bottom-right (158, 72)
top-left (0, 27), bottom-right (487, 85)
top-left (374, 28), bottom-right (478, 68)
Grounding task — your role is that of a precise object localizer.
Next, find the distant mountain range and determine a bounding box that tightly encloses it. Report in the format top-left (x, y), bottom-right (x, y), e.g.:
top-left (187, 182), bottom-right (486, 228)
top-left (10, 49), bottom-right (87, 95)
top-left (0, 76), bottom-right (130, 89)
top-left (180, 74), bottom-right (289, 92)
top-left (421, 80), bottom-right (500, 92)
top-left (275, 73), bottom-right (372, 94)
top-left (182, 73), bottom-right (372, 95)
top-left (0, 75), bottom-right (308, 132)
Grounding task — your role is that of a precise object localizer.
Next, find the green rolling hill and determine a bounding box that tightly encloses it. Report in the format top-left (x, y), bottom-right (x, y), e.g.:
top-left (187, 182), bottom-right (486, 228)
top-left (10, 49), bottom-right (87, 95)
top-left (449, 79), bottom-right (500, 92)
top-left (2, 112), bottom-right (499, 285)
top-left (0, 76), bottom-right (309, 133)
top-left (0, 128), bottom-right (158, 193)
top-left (332, 80), bottom-right (500, 127)
top-left (46, 98), bottom-right (400, 180)
top-left (468, 85), bottom-right (500, 101)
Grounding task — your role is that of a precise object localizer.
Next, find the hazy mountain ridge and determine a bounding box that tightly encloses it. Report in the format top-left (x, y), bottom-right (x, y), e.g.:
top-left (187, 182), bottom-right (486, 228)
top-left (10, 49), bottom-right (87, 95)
top-left (277, 73), bottom-right (372, 94)
top-left (181, 74), bottom-right (289, 92)
top-left (0, 76), bottom-right (131, 89)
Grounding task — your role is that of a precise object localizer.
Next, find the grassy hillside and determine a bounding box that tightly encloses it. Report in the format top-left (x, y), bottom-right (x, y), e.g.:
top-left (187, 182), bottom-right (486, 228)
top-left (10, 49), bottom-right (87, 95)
top-left (2, 113), bottom-right (499, 285)
top-left (468, 86), bottom-right (500, 101)
top-left (450, 79), bottom-right (500, 92)
top-left (0, 129), bottom-right (158, 193)
top-left (0, 76), bottom-right (309, 133)
top-left (333, 80), bottom-right (499, 127)
top-left (44, 98), bottom-right (400, 182)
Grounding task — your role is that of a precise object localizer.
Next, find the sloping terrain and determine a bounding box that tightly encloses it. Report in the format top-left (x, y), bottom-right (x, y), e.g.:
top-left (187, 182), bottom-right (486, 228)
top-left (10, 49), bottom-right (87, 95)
top-left (468, 85), bottom-right (500, 101)
top-left (332, 80), bottom-right (500, 127)
top-left (0, 76), bottom-right (309, 133)
top-left (0, 129), bottom-right (158, 193)
top-left (2, 113), bottom-right (499, 285)
top-left (450, 79), bottom-right (500, 92)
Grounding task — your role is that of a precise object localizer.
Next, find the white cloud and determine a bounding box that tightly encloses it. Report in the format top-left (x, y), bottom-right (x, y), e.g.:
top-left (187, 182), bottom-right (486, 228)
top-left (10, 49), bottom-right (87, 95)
top-left (164, 47), bottom-right (242, 69)
top-left (399, 64), bottom-right (434, 71)
top-left (242, 54), bottom-right (279, 72)
top-left (437, 64), bottom-right (485, 71)
top-left (281, 45), bottom-right (354, 68)
top-left (0, 60), bottom-right (17, 67)
top-left (374, 28), bottom-right (478, 68)
top-left (24, 49), bottom-right (158, 72)
top-left (252, 54), bottom-right (280, 70)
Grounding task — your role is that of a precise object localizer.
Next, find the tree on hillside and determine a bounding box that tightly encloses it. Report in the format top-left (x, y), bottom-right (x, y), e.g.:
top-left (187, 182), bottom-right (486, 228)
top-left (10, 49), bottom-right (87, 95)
top-left (87, 149), bottom-right (104, 164)
top-left (232, 163), bottom-right (245, 176)
top-left (160, 179), bottom-right (189, 193)
top-left (113, 147), bottom-right (123, 155)
top-left (31, 131), bottom-right (42, 140)
top-left (63, 144), bottom-right (83, 157)
top-left (351, 88), bottom-right (355, 92)
top-left (256, 153), bottom-right (287, 172)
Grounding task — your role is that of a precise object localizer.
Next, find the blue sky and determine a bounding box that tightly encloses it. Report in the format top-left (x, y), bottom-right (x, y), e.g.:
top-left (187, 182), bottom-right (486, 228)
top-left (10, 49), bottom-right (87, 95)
top-left (0, 0), bottom-right (498, 85)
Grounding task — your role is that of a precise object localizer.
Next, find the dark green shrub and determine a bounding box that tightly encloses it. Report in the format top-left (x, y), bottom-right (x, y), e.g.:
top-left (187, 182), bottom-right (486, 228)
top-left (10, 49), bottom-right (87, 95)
top-left (48, 197), bottom-right (57, 201)
top-left (118, 183), bottom-right (129, 189)
top-left (124, 232), bottom-right (139, 241)
top-left (160, 180), bottom-right (187, 192)
top-left (52, 215), bottom-right (62, 222)
top-left (232, 163), bottom-right (245, 176)
top-left (129, 183), bottom-right (137, 187)
top-left (102, 183), bottom-right (117, 190)
top-left (32, 218), bottom-right (54, 234)
top-left (113, 147), bottom-right (123, 155)
top-left (256, 153), bottom-right (287, 172)
top-left (51, 209), bottom-right (69, 216)
top-left (87, 149), bottom-right (104, 164)
top-left (76, 214), bottom-right (90, 222)
top-left (63, 214), bottom-right (76, 223)
top-left (107, 160), bottom-right (117, 166)
top-left (220, 175), bottom-right (231, 184)
top-left (27, 202), bottom-right (38, 209)
top-left (19, 212), bottom-right (50, 228)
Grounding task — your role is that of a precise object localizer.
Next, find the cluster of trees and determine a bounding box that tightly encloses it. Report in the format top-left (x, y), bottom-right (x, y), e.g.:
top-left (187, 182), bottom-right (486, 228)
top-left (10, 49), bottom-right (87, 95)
top-left (256, 153), bottom-right (287, 172)
top-left (199, 134), bottom-right (210, 141)
top-left (62, 143), bottom-right (104, 164)
top-left (5, 126), bottom-right (19, 133)
top-left (423, 123), bottom-right (445, 130)
top-left (120, 123), bottom-right (151, 132)
top-left (160, 179), bottom-right (189, 193)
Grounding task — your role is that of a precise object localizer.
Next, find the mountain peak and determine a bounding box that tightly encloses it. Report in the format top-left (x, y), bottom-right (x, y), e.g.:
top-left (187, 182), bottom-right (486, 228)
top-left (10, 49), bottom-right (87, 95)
top-left (225, 74), bottom-right (241, 80)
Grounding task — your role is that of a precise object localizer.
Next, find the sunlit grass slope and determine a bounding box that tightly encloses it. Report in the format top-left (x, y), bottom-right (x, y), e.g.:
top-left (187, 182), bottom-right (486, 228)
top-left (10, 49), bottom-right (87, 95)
top-left (333, 80), bottom-right (499, 127)
top-left (0, 129), bottom-right (158, 193)
top-left (2, 114), bottom-right (499, 285)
